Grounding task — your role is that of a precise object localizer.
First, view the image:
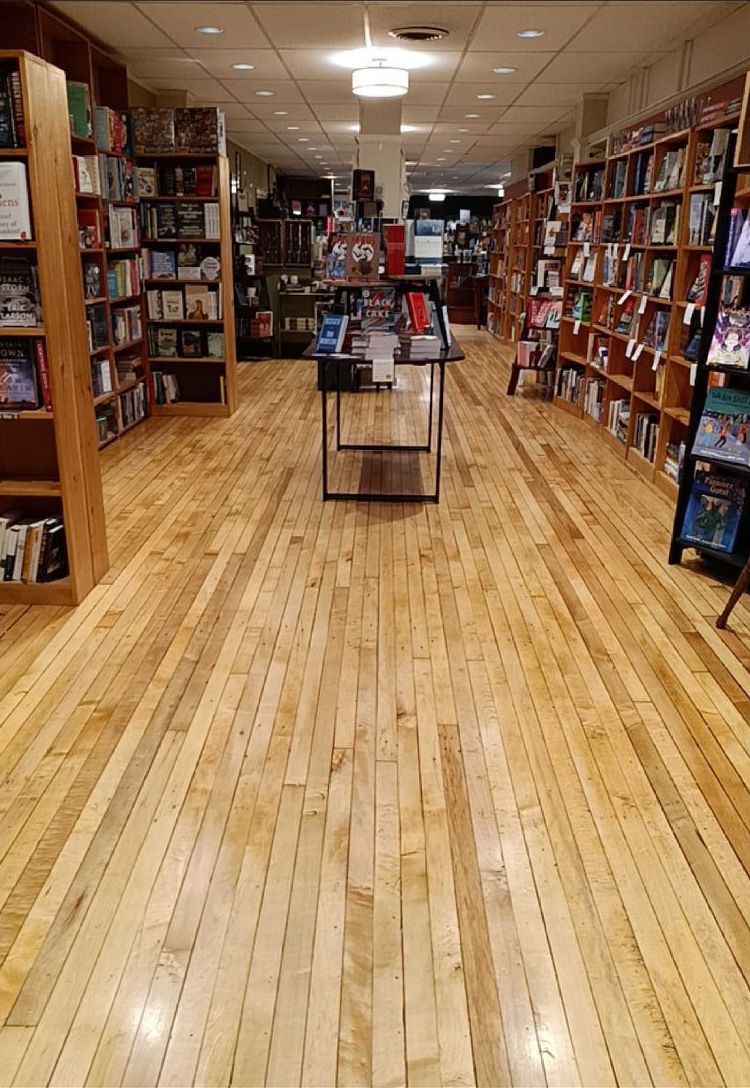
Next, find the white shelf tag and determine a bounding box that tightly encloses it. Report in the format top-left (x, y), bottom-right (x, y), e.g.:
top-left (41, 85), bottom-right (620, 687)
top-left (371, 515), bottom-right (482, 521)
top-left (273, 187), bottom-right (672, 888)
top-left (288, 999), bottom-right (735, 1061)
top-left (530, 285), bottom-right (539, 296)
top-left (638, 294), bottom-right (648, 314)
top-left (690, 363), bottom-right (698, 386)
top-left (700, 305), bottom-right (705, 325)
top-left (623, 243), bottom-right (631, 260)
top-left (618, 289), bottom-right (631, 305)
top-left (574, 319), bottom-right (581, 335)
top-left (652, 350), bottom-right (662, 372)
top-left (626, 338), bottom-right (636, 358)
top-left (683, 301), bottom-right (695, 325)
top-left (632, 342), bottom-right (645, 360)
top-left (583, 241), bottom-right (591, 258)
top-left (713, 181), bottom-right (722, 206)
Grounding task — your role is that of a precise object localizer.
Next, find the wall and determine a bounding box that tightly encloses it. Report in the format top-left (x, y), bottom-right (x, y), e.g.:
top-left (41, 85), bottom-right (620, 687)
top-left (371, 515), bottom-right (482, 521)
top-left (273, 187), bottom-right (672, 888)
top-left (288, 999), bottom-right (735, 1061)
top-left (228, 139), bottom-right (273, 209)
top-left (126, 79), bottom-right (155, 108)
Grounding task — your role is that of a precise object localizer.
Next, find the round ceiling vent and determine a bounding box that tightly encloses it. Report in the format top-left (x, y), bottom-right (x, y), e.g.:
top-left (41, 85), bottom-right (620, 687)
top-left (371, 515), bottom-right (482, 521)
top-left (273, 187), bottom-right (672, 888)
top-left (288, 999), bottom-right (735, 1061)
top-left (388, 26), bottom-right (449, 42)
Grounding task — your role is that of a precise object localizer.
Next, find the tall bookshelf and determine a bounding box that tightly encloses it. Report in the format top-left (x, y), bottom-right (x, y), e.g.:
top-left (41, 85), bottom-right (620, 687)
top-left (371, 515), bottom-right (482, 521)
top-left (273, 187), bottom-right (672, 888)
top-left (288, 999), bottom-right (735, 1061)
top-left (138, 152), bottom-right (237, 417)
top-left (487, 198), bottom-right (510, 337)
top-left (505, 191), bottom-right (533, 341)
top-left (0, 50), bottom-right (108, 604)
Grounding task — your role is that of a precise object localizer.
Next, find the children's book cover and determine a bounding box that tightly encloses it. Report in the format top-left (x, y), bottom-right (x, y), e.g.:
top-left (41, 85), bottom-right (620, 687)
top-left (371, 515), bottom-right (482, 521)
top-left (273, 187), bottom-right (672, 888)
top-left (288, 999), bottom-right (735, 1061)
top-left (692, 387), bottom-right (750, 465)
top-left (707, 308), bottom-right (750, 369)
top-left (682, 467), bottom-right (746, 552)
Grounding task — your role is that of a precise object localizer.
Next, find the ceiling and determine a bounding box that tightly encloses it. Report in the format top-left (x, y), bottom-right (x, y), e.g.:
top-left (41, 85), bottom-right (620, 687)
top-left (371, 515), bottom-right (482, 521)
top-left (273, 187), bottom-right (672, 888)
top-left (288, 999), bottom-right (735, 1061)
top-left (52, 1), bottom-right (742, 194)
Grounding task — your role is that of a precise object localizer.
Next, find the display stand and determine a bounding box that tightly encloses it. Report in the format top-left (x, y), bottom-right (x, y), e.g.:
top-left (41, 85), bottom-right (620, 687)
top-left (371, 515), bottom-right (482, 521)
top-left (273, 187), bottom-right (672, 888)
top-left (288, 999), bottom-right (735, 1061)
top-left (0, 50), bottom-right (108, 604)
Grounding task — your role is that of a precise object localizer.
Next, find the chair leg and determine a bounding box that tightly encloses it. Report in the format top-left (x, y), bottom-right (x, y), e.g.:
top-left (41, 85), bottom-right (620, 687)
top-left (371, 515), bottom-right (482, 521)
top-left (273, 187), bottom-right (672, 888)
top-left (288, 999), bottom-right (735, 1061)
top-left (716, 557), bottom-right (750, 629)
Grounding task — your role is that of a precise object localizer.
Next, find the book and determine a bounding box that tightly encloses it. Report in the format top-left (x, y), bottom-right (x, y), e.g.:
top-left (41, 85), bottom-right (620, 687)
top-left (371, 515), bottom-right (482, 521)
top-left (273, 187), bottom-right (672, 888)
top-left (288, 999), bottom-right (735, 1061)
top-left (33, 338), bottom-right (52, 411)
top-left (180, 329), bottom-right (204, 356)
top-left (77, 208), bottom-right (100, 249)
top-left (0, 255), bottom-right (40, 327)
top-left (147, 249), bottom-right (176, 279)
top-left (686, 255), bottom-right (711, 305)
top-left (728, 212), bottom-right (750, 269)
top-left (83, 259), bottom-right (102, 299)
top-left (707, 308), bottom-right (750, 369)
top-left (0, 161), bottom-right (32, 240)
top-left (316, 312), bottom-right (348, 353)
top-left (681, 466), bottom-right (746, 552)
top-left (0, 338), bottom-right (38, 408)
top-left (185, 284), bottom-right (211, 320)
top-left (66, 81), bottom-right (91, 138)
top-left (162, 290), bottom-right (184, 320)
top-left (131, 107), bottom-right (175, 153)
top-left (136, 166), bottom-right (158, 198)
top-left (207, 332), bottom-right (224, 358)
top-left (692, 387), bottom-right (750, 466)
top-left (175, 107), bottom-right (225, 154)
top-left (345, 233), bottom-right (379, 280)
top-left (156, 327), bottom-right (178, 357)
top-left (406, 292), bottom-right (431, 333)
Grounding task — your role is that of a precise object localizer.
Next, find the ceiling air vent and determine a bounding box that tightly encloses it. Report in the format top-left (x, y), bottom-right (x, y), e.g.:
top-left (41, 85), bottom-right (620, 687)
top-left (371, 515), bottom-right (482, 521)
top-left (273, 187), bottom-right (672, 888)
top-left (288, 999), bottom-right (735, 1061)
top-left (388, 26), bottom-right (449, 42)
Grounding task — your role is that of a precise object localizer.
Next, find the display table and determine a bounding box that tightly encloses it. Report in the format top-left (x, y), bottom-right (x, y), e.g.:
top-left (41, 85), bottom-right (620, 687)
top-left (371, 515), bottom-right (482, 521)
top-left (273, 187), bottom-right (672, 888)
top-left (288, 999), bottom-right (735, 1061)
top-left (305, 337), bottom-right (464, 503)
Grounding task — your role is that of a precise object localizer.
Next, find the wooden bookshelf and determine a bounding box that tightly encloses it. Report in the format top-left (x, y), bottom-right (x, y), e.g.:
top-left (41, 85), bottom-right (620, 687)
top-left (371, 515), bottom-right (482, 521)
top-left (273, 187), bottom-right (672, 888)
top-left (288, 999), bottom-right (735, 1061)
top-left (554, 100), bottom-right (742, 488)
top-left (0, 50), bottom-right (108, 605)
top-left (487, 198), bottom-right (511, 337)
top-left (137, 152), bottom-right (237, 417)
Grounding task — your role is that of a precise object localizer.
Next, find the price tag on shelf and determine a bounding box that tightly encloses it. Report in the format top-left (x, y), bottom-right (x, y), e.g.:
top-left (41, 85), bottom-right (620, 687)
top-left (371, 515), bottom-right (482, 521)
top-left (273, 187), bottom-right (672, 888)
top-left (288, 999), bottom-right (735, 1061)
top-left (633, 343), bottom-right (645, 360)
top-left (530, 285), bottom-right (539, 296)
top-left (713, 181), bottom-right (722, 206)
top-left (612, 243), bottom-right (619, 261)
top-left (683, 301), bottom-right (695, 325)
top-left (638, 294), bottom-right (648, 314)
top-left (652, 350), bottom-right (662, 372)
top-left (574, 319), bottom-right (581, 335)
top-left (626, 338), bottom-right (636, 358)
top-left (690, 363), bottom-right (698, 386)
top-left (618, 289), bottom-right (632, 305)
top-left (623, 243), bottom-right (631, 260)
top-left (550, 286), bottom-right (564, 297)
top-left (583, 241), bottom-right (591, 258)
top-left (544, 245), bottom-right (555, 256)
top-left (700, 305), bottom-right (706, 324)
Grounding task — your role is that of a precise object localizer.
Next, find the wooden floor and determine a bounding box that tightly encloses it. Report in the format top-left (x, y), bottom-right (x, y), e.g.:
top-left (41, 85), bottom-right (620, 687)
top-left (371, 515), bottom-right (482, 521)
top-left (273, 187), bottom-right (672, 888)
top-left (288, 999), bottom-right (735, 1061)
top-left (2, 330), bottom-right (750, 1088)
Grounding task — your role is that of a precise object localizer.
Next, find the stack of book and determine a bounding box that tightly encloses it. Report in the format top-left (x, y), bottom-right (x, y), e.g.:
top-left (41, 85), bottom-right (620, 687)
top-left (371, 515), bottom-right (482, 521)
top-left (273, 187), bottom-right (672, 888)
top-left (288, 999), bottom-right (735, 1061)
top-left (398, 334), bottom-right (440, 360)
top-left (0, 514), bottom-right (67, 584)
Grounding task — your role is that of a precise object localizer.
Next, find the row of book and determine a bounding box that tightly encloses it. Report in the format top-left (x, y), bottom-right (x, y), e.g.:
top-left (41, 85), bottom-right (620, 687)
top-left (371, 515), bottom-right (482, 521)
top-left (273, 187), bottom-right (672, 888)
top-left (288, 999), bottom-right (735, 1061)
top-left (66, 89), bottom-right (226, 157)
top-left (72, 153), bottom-right (138, 201)
top-left (0, 63), bottom-right (25, 148)
top-left (145, 284), bottom-right (222, 321)
top-left (107, 258), bottom-right (140, 300)
top-left (142, 246), bottom-right (221, 282)
top-left (0, 337), bottom-right (51, 410)
top-left (146, 326), bottom-right (224, 359)
top-left (136, 164), bottom-right (218, 199)
top-left (91, 354), bottom-right (144, 400)
top-left (0, 514), bottom-right (67, 583)
top-left (633, 412), bottom-right (659, 462)
top-left (139, 202), bottom-right (220, 241)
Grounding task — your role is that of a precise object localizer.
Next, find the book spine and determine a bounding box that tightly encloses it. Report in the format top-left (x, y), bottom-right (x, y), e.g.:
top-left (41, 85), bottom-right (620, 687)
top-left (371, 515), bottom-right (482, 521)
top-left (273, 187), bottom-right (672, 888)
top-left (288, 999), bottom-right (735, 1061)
top-left (34, 339), bottom-right (53, 411)
top-left (9, 70), bottom-right (25, 145)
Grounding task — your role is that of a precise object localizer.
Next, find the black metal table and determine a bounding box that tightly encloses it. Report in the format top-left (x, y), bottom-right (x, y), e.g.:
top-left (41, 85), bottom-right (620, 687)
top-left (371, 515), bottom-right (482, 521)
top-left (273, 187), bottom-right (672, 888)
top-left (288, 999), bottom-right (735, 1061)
top-left (306, 337), bottom-right (464, 503)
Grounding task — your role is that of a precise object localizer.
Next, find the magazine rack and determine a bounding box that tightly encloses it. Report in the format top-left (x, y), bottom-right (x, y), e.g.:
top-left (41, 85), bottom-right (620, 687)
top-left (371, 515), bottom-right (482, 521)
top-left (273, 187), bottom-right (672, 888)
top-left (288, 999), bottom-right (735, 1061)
top-left (668, 128), bottom-right (750, 570)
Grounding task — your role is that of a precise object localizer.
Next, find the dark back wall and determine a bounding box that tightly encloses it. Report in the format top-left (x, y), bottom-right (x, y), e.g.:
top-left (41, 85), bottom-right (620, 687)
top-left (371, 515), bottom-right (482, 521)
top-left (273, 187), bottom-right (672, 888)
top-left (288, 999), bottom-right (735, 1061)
top-left (407, 194), bottom-right (497, 220)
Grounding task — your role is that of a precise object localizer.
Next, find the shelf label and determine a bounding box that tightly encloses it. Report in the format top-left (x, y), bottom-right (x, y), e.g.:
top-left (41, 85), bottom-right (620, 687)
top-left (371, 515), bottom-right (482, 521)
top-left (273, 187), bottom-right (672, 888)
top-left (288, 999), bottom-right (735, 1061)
top-left (530, 285), bottom-right (539, 296)
top-left (652, 350), bottom-right (662, 372)
top-left (638, 294), bottom-right (648, 314)
top-left (623, 243), bottom-right (631, 260)
top-left (700, 305), bottom-right (705, 325)
top-left (544, 245), bottom-right (555, 256)
top-left (626, 338), bottom-right (636, 358)
top-left (574, 319), bottom-right (581, 335)
top-left (713, 181), bottom-right (722, 206)
top-left (583, 241), bottom-right (591, 258)
top-left (683, 301), bottom-right (695, 325)
top-left (632, 342), bottom-right (645, 360)
top-left (612, 243), bottom-right (619, 261)
top-left (690, 363), bottom-right (698, 386)
top-left (618, 289), bottom-right (631, 305)
top-left (550, 286), bottom-right (563, 297)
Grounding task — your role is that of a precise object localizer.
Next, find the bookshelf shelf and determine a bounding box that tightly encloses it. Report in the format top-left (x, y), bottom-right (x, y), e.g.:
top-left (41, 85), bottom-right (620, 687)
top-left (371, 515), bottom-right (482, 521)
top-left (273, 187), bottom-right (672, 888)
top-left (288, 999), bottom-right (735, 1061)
top-left (0, 147), bottom-right (28, 156)
top-left (141, 237), bottom-right (220, 245)
top-left (112, 337), bottom-right (144, 352)
top-left (0, 50), bottom-right (108, 604)
top-left (148, 356), bottom-right (225, 364)
top-left (2, 326), bottom-right (45, 337)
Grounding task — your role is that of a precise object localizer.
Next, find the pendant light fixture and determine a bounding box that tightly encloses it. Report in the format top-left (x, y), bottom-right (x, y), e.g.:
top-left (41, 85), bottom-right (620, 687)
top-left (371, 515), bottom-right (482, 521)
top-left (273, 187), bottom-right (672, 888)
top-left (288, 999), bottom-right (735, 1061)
top-left (352, 59), bottom-right (409, 98)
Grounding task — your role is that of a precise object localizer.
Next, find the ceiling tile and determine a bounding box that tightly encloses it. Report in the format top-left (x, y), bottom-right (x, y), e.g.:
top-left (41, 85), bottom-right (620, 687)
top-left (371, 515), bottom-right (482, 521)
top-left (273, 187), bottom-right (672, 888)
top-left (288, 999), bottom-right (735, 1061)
top-left (313, 105), bottom-right (360, 121)
top-left (568, 1), bottom-right (731, 52)
top-left (297, 80), bottom-right (357, 104)
top-left (251, 2), bottom-right (363, 48)
top-left (146, 77), bottom-right (238, 101)
top-left (535, 50), bottom-right (647, 83)
top-left (493, 105), bottom-right (571, 124)
top-left (513, 82), bottom-right (605, 107)
top-left (51, 2), bottom-right (174, 48)
top-left (230, 80), bottom-right (305, 104)
top-left (455, 51), bottom-right (554, 82)
top-left (472, 4), bottom-right (596, 51)
top-left (226, 117), bottom-right (273, 133)
top-left (121, 56), bottom-right (208, 80)
top-left (135, 3), bottom-right (271, 48)
top-left (366, 3), bottom-right (484, 50)
top-left (443, 84), bottom-right (523, 107)
top-left (186, 48), bottom-right (287, 79)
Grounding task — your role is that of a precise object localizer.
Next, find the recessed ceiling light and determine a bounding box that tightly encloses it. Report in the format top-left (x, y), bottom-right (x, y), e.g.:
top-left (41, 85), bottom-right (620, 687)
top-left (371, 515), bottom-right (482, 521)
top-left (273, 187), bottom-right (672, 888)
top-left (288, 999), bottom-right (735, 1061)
top-left (274, 110), bottom-right (288, 116)
top-left (458, 127), bottom-right (470, 132)
top-left (477, 93), bottom-right (495, 100)
top-left (450, 139), bottom-right (461, 143)
top-left (493, 66), bottom-right (517, 75)
top-left (256, 90), bottom-right (274, 97)
top-left (298, 137), bottom-right (309, 141)
top-left (195, 25), bottom-right (223, 34)
top-left (287, 125), bottom-right (300, 130)
top-left (232, 63), bottom-right (255, 70)
top-left (465, 113), bottom-right (480, 119)
top-left (437, 157), bottom-right (446, 161)
top-left (517, 29), bottom-right (545, 38)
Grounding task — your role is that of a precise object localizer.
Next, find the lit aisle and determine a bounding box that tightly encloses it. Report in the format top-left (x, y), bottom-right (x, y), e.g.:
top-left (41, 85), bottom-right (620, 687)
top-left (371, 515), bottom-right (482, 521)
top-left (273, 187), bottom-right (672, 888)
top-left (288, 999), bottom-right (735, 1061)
top-left (2, 332), bottom-right (750, 1087)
